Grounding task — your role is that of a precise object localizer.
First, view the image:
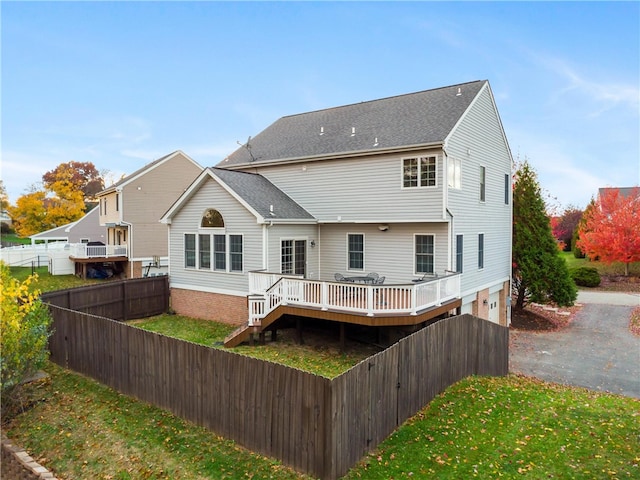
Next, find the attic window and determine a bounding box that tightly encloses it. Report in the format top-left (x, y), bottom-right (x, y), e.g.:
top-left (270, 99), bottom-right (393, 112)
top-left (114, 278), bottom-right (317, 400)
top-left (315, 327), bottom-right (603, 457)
top-left (201, 209), bottom-right (224, 228)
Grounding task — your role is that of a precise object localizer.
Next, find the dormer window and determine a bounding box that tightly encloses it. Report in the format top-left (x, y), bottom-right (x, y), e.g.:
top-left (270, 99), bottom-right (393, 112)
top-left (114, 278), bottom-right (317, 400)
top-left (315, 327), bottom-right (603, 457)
top-left (201, 209), bottom-right (224, 228)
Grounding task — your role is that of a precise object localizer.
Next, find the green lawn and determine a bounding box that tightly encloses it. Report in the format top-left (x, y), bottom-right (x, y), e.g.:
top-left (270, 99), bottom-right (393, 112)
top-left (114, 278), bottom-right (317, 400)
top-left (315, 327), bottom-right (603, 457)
top-left (5, 365), bottom-right (638, 479)
top-left (560, 251), bottom-right (640, 277)
top-left (9, 265), bottom-right (101, 292)
top-left (130, 314), bottom-right (380, 379)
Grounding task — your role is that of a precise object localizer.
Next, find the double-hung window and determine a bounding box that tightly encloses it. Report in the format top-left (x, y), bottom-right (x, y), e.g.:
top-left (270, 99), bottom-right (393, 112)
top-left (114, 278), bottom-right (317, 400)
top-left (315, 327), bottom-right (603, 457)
top-left (185, 234), bottom-right (196, 268)
top-left (229, 235), bottom-right (243, 272)
top-left (415, 234), bottom-right (435, 274)
top-left (347, 234), bottom-right (364, 270)
top-left (480, 166), bottom-right (486, 202)
top-left (403, 156), bottom-right (437, 188)
top-left (198, 234), bottom-right (211, 269)
top-left (448, 157), bottom-right (461, 189)
top-left (213, 234), bottom-right (226, 271)
top-left (455, 234), bottom-right (463, 273)
top-left (478, 233), bottom-right (485, 269)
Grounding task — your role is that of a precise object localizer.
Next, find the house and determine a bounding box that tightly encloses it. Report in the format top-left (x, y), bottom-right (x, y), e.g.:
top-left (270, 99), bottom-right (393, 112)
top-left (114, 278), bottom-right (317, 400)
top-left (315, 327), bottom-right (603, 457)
top-left (81, 151), bottom-right (203, 278)
top-left (161, 80), bottom-right (513, 346)
top-left (29, 205), bottom-right (104, 245)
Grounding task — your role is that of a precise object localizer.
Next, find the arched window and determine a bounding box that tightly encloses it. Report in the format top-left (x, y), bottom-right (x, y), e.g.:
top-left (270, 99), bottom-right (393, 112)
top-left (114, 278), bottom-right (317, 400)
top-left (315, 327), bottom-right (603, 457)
top-left (201, 209), bottom-right (224, 228)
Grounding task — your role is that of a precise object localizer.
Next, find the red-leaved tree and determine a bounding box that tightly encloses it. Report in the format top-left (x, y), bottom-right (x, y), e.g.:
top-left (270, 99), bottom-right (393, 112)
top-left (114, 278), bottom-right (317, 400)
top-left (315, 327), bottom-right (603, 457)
top-left (576, 187), bottom-right (640, 276)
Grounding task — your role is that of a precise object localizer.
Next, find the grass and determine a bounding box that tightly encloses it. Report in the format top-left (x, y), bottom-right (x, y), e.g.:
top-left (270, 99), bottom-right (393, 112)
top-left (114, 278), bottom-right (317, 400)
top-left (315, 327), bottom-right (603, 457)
top-left (130, 314), bottom-right (380, 379)
top-left (9, 266), bottom-right (101, 292)
top-left (560, 251), bottom-right (640, 277)
top-left (1, 232), bottom-right (31, 245)
top-left (4, 366), bottom-right (638, 479)
top-left (343, 375), bottom-right (640, 479)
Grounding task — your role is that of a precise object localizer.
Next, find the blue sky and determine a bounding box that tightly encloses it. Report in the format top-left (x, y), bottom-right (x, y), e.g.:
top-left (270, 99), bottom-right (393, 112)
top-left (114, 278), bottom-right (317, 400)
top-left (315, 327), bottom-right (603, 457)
top-left (2, 1), bottom-right (639, 209)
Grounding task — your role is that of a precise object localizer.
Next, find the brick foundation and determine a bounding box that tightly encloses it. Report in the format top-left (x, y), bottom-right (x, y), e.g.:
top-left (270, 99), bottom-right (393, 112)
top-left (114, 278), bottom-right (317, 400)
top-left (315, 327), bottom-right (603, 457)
top-left (170, 288), bottom-right (248, 326)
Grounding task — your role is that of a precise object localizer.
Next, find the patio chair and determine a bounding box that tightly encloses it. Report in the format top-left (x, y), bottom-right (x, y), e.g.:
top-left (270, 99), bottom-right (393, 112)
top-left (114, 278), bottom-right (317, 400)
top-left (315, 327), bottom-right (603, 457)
top-left (375, 276), bottom-right (385, 284)
top-left (334, 273), bottom-right (353, 282)
top-left (367, 272), bottom-right (379, 281)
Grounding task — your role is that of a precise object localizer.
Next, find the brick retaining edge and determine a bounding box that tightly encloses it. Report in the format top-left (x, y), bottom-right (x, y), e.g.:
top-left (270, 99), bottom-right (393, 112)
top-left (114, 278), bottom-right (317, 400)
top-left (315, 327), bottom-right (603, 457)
top-left (1, 433), bottom-right (59, 480)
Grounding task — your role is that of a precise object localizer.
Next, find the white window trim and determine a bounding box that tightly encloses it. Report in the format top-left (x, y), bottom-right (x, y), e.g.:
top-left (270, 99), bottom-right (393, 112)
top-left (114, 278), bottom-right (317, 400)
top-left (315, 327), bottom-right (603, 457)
top-left (401, 156), bottom-right (438, 189)
top-left (346, 232), bottom-right (365, 272)
top-left (413, 233), bottom-right (436, 275)
top-left (184, 231), bottom-right (244, 274)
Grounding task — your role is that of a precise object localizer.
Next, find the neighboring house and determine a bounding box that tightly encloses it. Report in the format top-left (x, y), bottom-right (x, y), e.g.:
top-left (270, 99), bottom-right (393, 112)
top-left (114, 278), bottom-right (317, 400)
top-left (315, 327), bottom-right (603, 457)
top-left (598, 187), bottom-right (639, 204)
top-left (89, 151), bottom-right (203, 278)
top-left (161, 80), bottom-right (513, 345)
top-left (29, 205), bottom-right (104, 245)
top-left (0, 210), bottom-right (12, 227)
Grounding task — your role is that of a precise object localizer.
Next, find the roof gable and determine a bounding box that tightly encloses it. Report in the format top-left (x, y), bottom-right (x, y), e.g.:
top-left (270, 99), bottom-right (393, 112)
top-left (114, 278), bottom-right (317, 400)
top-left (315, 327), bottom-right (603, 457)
top-left (98, 150), bottom-right (202, 196)
top-left (30, 206), bottom-right (100, 239)
top-left (161, 168), bottom-right (315, 224)
top-left (218, 80), bottom-right (487, 167)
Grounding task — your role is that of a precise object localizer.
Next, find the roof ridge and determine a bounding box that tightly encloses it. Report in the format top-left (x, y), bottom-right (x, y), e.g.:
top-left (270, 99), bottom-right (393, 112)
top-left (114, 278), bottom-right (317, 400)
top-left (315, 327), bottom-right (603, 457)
top-left (280, 80), bottom-right (486, 119)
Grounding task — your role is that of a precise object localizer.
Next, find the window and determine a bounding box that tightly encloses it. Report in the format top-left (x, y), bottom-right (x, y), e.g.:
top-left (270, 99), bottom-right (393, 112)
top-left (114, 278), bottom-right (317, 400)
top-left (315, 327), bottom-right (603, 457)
top-left (213, 234), bottom-right (226, 270)
top-left (480, 166), bottom-right (486, 202)
top-left (504, 173), bottom-right (510, 204)
top-left (415, 235), bottom-right (434, 274)
top-left (80, 238), bottom-right (90, 244)
top-left (448, 157), bottom-right (461, 189)
top-left (455, 234), bottom-right (463, 273)
top-left (478, 233), bottom-right (484, 269)
top-left (185, 234), bottom-right (196, 268)
top-left (201, 209), bottom-right (224, 228)
top-left (199, 234), bottom-right (210, 269)
top-left (229, 235), bottom-right (243, 272)
top-left (403, 156), bottom-right (437, 188)
top-left (348, 234), bottom-right (364, 270)
top-left (116, 193), bottom-right (119, 212)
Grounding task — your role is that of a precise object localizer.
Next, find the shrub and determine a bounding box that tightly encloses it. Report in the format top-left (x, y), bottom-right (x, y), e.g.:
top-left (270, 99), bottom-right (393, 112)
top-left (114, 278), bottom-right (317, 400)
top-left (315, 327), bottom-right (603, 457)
top-left (572, 229), bottom-right (585, 258)
top-left (570, 267), bottom-right (601, 287)
top-left (0, 261), bottom-right (53, 406)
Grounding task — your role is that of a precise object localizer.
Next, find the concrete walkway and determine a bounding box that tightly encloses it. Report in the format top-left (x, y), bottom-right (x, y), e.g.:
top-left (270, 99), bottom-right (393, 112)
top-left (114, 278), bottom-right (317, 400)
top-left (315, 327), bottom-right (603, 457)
top-left (510, 290), bottom-right (640, 399)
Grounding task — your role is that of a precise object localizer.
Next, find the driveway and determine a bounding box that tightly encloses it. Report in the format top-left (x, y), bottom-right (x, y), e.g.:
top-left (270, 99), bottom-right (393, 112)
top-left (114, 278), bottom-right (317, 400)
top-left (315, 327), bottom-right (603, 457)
top-left (509, 290), bottom-right (640, 398)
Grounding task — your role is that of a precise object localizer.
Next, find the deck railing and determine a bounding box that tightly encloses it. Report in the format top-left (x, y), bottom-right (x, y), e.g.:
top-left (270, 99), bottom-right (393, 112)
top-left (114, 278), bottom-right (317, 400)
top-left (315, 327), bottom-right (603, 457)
top-left (68, 243), bottom-right (128, 259)
top-left (247, 271), bottom-right (461, 326)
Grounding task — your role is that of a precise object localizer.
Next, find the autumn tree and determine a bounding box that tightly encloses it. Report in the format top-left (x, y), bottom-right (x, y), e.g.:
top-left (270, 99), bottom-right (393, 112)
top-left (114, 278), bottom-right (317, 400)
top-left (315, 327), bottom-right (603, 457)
top-left (551, 205), bottom-right (583, 251)
top-left (42, 161), bottom-right (104, 201)
top-left (7, 190), bottom-right (48, 237)
top-left (512, 160), bottom-right (577, 309)
top-left (577, 187), bottom-right (640, 276)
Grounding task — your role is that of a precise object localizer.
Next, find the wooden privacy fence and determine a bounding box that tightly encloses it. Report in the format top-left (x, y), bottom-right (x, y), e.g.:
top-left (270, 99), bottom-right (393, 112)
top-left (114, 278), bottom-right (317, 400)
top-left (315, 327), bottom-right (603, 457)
top-left (46, 305), bottom-right (508, 480)
top-left (42, 276), bottom-right (169, 321)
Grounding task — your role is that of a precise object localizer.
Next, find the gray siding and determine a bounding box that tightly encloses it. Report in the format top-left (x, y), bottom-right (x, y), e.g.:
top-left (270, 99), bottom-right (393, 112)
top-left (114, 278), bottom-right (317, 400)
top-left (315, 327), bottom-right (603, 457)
top-left (252, 151), bottom-right (446, 222)
top-left (124, 153), bottom-right (202, 259)
top-left (169, 178), bottom-right (263, 294)
top-left (317, 223), bottom-right (449, 284)
top-left (445, 85), bottom-right (512, 294)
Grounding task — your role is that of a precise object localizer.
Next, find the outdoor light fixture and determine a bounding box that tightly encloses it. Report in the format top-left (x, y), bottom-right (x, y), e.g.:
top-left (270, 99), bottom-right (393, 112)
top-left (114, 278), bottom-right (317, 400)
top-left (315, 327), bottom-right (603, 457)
top-left (310, 240), bottom-right (316, 247)
top-left (378, 224), bottom-right (389, 232)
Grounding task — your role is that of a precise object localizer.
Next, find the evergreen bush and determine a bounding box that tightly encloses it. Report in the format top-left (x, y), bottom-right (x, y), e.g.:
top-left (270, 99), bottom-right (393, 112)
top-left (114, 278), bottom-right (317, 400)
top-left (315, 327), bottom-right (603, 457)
top-left (570, 267), bottom-right (601, 287)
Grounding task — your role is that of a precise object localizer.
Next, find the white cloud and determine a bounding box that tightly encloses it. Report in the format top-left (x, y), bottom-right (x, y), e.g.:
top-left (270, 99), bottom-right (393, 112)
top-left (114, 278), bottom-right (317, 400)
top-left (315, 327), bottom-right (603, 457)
top-left (533, 53), bottom-right (640, 115)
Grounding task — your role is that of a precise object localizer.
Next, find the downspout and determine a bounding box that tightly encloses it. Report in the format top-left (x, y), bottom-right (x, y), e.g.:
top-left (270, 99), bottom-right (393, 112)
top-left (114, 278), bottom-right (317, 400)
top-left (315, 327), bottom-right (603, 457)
top-left (446, 209), bottom-right (454, 272)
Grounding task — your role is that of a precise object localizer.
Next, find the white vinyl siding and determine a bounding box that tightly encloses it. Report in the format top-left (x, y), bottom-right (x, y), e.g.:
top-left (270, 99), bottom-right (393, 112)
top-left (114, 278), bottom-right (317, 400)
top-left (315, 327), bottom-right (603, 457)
top-left (445, 84), bottom-right (512, 295)
top-left (168, 178), bottom-right (262, 294)
top-left (251, 152), bottom-right (446, 222)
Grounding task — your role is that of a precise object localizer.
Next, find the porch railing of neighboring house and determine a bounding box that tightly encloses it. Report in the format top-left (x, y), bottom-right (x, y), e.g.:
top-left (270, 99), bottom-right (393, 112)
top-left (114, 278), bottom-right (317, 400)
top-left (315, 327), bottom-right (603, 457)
top-left (247, 271), bottom-right (461, 326)
top-left (68, 243), bottom-right (128, 259)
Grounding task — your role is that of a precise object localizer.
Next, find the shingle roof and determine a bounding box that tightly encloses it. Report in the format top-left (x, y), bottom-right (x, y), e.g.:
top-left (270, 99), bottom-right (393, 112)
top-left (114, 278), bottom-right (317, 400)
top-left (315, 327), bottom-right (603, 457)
top-left (210, 168), bottom-right (315, 221)
top-left (218, 80), bottom-right (487, 167)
